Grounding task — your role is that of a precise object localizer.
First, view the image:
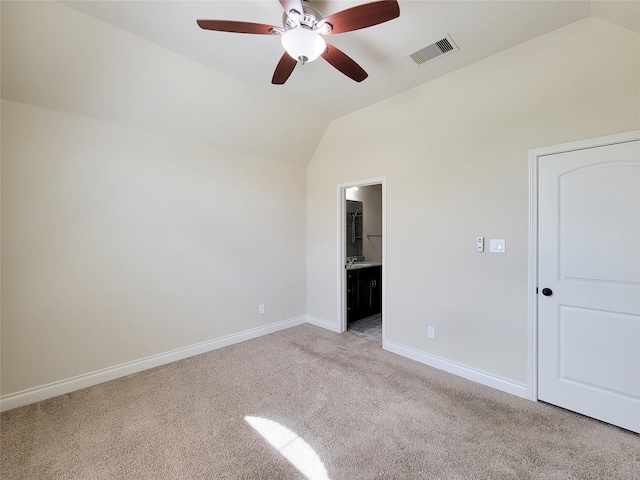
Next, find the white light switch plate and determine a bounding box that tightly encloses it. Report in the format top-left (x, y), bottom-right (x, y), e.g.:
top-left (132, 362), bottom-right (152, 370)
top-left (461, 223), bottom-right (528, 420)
top-left (489, 239), bottom-right (506, 253)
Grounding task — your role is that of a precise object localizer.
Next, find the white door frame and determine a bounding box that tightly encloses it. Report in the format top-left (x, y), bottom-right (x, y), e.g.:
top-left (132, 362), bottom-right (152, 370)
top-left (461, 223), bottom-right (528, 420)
top-left (527, 130), bottom-right (640, 401)
top-left (337, 176), bottom-right (387, 345)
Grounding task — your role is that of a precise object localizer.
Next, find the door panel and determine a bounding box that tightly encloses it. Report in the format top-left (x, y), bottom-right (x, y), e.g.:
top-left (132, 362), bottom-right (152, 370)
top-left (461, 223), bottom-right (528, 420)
top-left (559, 306), bottom-right (639, 398)
top-left (538, 140), bottom-right (640, 433)
top-left (559, 164), bottom-right (640, 284)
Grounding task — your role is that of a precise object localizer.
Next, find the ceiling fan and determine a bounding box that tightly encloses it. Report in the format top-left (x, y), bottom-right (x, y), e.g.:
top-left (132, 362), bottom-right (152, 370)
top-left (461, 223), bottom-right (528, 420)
top-left (197, 0), bottom-right (400, 85)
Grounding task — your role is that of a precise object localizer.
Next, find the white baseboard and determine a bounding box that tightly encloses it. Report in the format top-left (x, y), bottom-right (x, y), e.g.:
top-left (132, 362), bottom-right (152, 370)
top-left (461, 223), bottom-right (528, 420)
top-left (0, 316), bottom-right (306, 412)
top-left (384, 340), bottom-right (528, 399)
top-left (305, 315), bottom-right (341, 333)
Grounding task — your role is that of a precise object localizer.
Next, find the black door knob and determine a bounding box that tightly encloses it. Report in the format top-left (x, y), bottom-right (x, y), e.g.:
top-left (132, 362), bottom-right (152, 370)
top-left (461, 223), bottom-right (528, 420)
top-left (542, 288), bottom-right (553, 296)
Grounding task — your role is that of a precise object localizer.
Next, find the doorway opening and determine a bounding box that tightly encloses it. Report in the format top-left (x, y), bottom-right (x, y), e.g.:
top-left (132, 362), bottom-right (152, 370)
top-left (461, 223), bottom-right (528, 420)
top-left (337, 177), bottom-right (386, 346)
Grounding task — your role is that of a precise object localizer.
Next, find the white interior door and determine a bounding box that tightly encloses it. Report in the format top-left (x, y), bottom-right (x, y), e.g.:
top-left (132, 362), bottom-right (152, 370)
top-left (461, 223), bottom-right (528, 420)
top-left (538, 140), bottom-right (640, 433)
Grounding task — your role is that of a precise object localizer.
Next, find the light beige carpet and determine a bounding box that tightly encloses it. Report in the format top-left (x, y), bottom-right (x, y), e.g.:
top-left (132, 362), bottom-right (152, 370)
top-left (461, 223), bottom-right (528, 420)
top-left (2, 324), bottom-right (639, 479)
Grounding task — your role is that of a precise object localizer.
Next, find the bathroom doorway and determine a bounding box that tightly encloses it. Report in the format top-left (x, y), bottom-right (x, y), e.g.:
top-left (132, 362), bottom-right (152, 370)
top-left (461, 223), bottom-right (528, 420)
top-left (338, 177), bottom-right (386, 346)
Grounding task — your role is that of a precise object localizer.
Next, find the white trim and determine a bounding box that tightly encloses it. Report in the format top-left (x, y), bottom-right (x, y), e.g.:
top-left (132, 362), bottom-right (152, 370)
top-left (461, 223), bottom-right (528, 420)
top-left (336, 177), bottom-right (387, 338)
top-left (529, 130), bottom-right (640, 158)
top-left (337, 184), bottom-right (347, 333)
top-left (380, 180), bottom-right (387, 348)
top-left (306, 315), bottom-right (341, 333)
top-left (527, 130), bottom-right (640, 402)
top-left (385, 340), bottom-right (528, 399)
top-left (527, 149), bottom-right (539, 401)
top-left (0, 316), bottom-right (306, 412)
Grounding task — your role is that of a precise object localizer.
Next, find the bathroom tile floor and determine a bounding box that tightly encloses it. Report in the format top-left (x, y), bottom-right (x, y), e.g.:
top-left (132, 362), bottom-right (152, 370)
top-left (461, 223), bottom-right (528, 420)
top-left (347, 314), bottom-right (382, 344)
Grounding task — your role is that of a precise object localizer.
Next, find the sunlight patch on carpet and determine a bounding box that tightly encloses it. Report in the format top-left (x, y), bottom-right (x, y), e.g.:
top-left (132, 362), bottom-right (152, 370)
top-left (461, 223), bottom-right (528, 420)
top-left (245, 416), bottom-right (330, 480)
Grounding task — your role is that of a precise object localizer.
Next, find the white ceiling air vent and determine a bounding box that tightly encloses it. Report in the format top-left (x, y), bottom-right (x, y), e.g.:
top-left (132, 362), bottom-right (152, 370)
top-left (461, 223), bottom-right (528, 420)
top-left (408, 34), bottom-right (458, 66)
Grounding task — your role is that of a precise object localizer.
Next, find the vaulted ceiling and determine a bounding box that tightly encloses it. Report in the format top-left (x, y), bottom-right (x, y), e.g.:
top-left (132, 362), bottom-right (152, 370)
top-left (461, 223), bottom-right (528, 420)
top-left (61, 0), bottom-right (639, 117)
top-left (3, 1), bottom-right (638, 166)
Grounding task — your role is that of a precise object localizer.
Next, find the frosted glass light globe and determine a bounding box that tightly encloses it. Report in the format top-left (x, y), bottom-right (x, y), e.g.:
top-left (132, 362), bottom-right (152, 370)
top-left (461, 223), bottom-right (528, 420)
top-left (281, 28), bottom-right (326, 64)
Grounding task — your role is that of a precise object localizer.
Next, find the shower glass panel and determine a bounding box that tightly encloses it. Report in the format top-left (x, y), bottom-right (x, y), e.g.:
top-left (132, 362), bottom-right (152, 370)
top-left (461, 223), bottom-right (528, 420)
top-left (346, 200), bottom-right (363, 258)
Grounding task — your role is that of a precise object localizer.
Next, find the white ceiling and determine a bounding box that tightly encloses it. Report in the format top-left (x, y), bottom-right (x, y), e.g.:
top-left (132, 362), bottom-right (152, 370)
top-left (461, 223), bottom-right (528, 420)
top-left (59, 0), bottom-right (631, 120)
top-left (5, 1), bottom-right (637, 166)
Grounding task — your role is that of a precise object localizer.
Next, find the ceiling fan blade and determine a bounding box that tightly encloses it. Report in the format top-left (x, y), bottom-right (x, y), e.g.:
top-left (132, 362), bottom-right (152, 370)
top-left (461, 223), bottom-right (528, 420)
top-left (320, 0), bottom-right (400, 34)
top-left (197, 19), bottom-right (280, 35)
top-left (272, 52), bottom-right (298, 85)
top-left (321, 44), bottom-right (368, 82)
top-left (280, 0), bottom-right (304, 16)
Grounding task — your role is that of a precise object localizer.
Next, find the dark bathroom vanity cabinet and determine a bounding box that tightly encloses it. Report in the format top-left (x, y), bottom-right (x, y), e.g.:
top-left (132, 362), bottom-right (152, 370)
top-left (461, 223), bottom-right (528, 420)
top-left (347, 265), bottom-right (382, 324)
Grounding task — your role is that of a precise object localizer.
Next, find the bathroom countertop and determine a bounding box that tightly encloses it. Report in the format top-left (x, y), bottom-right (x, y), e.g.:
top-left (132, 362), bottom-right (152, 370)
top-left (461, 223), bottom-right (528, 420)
top-left (346, 262), bottom-right (382, 270)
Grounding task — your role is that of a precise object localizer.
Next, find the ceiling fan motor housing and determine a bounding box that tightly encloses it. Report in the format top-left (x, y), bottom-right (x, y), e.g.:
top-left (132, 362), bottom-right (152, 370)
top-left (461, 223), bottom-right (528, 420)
top-left (282, 6), bottom-right (327, 32)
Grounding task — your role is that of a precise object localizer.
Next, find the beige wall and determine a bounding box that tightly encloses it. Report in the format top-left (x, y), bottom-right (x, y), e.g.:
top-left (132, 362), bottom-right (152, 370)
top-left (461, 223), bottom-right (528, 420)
top-left (2, 2), bottom-right (639, 401)
top-left (306, 18), bottom-right (640, 383)
top-left (1, 0), bottom-right (308, 399)
top-left (1, 99), bottom-right (307, 394)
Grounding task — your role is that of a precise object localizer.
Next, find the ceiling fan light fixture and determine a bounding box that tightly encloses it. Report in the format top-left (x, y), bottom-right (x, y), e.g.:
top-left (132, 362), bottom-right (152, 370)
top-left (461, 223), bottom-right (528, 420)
top-left (281, 28), bottom-right (326, 64)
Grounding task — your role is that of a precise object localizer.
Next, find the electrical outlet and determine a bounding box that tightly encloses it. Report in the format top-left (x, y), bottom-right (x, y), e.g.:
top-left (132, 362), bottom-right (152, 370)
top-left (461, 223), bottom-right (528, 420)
top-left (476, 236), bottom-right (484, 252)
top-left (258, 304), bottom-right (265, 315)
top-left (427, 326), bottom-right (436, 339)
